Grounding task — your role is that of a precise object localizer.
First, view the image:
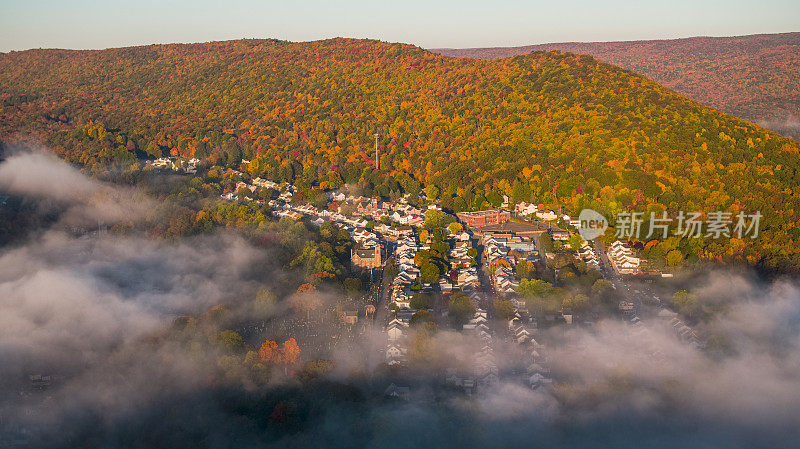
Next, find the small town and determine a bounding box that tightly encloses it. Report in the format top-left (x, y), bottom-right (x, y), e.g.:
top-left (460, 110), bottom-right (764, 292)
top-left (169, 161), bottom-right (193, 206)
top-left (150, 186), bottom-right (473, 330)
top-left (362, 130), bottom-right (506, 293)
top-left (154, 157), bottom-right (700, 399)
top-left (3, 6), bottom-right (797, 445)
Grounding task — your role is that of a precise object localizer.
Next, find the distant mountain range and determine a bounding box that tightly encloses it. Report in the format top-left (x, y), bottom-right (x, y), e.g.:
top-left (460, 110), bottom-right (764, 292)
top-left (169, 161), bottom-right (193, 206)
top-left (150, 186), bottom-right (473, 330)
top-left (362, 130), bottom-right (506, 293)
top-left (433, 32), bottom-right (800, 141)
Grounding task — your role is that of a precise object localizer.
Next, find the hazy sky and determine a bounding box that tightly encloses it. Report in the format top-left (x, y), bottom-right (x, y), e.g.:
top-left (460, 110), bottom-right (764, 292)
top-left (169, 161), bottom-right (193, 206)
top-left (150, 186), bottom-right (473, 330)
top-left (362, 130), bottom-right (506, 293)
top-left (1, 0), bottom-right (798, 52)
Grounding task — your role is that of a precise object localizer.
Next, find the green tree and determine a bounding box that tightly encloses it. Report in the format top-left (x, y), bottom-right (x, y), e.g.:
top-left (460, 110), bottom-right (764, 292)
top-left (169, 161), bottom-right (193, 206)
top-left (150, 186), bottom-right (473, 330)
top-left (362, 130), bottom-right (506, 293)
top-left (213, 330), bottom-right (245, 351)
top-left (515, 260), bottom-right (535, 280)
top-left (563, 293), bottom-right (590, 313)
top-left (666, 249), bottom-right (684, 267)
top-left (516, 278), bottom-right (554, 298)
top-left (236, 186), bottom-right (251, 200)
top-left (568, 233), bottom-right (584, 251)
top-left (517, 279), bottom-right (566, 315)
top-left (254, 288), bottom-right (278, 319)
top-left (526, 294), bottom-right (563, 316)
top-left (672, 290), bottom-right (700, 318)
top-left (430, 241), bottom-right (450, 258)
top-left (512, 179), bottom-right (530, 204)
top-left (425, 184), bottom-right (440, 200)
top-left (409, 309), bottom-right (434, 326)
top-left (591, 279), bottom-right (614, 304)
top-left (259, 187), bottom-right (276, 201)
top-left (343, 277), bottom-right (362, 297)
top-left (420, 262), bottom-right (441, 283)
top-left (448, 292), bottom-right (476, 327)
top-left (424, 209), bottom-right (455, 230)
top-left (410, 292), bottom-right (431, 310)
top-left (493, 298), bottom-right (515, 320)
top-left (299, 359), bottom-right (336, 382)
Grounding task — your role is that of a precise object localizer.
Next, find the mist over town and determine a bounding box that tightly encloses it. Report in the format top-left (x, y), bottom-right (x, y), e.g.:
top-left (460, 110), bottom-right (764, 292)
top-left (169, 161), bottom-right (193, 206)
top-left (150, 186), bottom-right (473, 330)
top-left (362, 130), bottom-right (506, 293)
top-left (1, 1), bottom-right (799, 447)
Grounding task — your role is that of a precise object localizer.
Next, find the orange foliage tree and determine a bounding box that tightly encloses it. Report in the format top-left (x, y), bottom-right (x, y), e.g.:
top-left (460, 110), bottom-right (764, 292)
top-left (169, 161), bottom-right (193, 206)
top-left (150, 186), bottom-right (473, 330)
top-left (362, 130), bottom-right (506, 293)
top-left (258, 338), bottom-right (301, 365)
top-left (258, 339), bottom-right (279, 364)
top-left (281, 338), bottom-right (301, 365)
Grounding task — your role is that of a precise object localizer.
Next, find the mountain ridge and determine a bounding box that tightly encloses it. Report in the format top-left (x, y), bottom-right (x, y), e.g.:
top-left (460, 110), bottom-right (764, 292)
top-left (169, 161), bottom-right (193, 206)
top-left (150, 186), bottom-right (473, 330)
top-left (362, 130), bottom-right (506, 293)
top-left (433, 32), bottom-right (800, 141)
top-left (1, 38), bottom-right (799, 271)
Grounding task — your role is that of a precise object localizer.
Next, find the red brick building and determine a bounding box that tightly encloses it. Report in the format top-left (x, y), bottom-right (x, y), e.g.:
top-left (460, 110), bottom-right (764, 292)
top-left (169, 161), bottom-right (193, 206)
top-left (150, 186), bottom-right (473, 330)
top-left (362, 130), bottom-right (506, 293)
top-left (456, 209), bottom-right (511, 228)
top-left (356, 197), bottom-right (379, 216)
top-left (352, 244), bottom-right (382, 269)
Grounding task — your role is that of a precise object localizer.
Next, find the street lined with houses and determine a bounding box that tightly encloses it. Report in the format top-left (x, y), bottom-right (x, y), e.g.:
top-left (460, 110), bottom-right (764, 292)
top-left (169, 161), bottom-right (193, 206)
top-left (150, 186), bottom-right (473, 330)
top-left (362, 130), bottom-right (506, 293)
top-left (215, 173), bottom-right (704, 397)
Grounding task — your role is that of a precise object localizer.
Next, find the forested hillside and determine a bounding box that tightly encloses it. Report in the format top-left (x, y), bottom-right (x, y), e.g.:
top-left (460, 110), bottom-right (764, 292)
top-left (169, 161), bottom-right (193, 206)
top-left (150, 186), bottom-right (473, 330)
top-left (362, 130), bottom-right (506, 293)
top-left (1, 38), bottom-right (799, 271)
top-left (434, 33), bottom-right (800, 140)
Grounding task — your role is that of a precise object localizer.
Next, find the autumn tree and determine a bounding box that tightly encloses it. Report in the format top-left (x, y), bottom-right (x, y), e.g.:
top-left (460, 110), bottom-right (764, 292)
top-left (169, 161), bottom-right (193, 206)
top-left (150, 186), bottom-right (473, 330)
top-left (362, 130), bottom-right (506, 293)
top-left (281, 338), bottom-right (301, 365)
top-left (258, 338), bottom-right (301, 365)
top-left (259, 340), bottom-right (279, 364)
top-left (291, 283), bottom-right (323, 320)
top-left (5, 38), bottom-right (800, 272)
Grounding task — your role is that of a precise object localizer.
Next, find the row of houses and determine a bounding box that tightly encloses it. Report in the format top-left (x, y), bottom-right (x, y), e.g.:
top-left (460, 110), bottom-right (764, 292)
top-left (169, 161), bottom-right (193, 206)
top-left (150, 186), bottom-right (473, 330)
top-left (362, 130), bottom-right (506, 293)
top-left (507, 309), bottom-right (553, 390)
top-left (229, 183), bottom-right (420, 274)
top-left (513, 201), bottom-right (559, 224)
top-left (230, 173), bottom-right (429, 231)
top-left (146, 157), bottom-right (200, 174)
top-left (385, 316), bottom-right (409, 365)
top-left (577, 240), bottom-right (601, 270)
top-left (391, 235), bottom-right (421, 309)
top-left (445, 231), bottom-right (479, 293)
top-left (608, 240), bottom-right (641, 275)
top-left (384, 227), bottom-right (425, 365)
top-left (620, 304), bottom-right (704, 368)
top-left (514, 201), bottom-right (539, 217)
top-left (449, 232), bottom-right (476, 270)
top-left (482, 231), bottom-right (538, 252)
top-left (657, 308), bottom-right (705, 349)
top-left (251, 177), bottom-right (282, 190)
top-left (446, 309), bottom-right (499, 393)
top-left (453, 267), bottom-right (479, 292)
top-left (332, 194), bottom-right (426, 227)
top-left (483, 235), bottom-right (521, 295)
top-left (231, 177), bottom-right (293, 203)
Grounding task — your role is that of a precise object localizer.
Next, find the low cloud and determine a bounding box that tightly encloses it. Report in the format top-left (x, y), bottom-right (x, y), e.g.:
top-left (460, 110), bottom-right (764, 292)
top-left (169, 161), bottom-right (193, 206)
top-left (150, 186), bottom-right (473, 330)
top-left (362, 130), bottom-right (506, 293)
top-left (2, 150), bottom-right (800, 448)
top-left (757, 116), bottom-right (800, 131)
top-left (0, 230), bottom-right (268, 378)
top-left (0, 150), bottom-right (151, 226)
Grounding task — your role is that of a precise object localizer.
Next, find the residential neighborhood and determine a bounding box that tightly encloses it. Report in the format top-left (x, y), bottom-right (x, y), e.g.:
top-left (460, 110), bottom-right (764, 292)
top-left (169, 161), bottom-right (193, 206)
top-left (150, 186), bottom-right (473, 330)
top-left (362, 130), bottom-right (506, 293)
top-left (208, 171), bottom-right (710, 399)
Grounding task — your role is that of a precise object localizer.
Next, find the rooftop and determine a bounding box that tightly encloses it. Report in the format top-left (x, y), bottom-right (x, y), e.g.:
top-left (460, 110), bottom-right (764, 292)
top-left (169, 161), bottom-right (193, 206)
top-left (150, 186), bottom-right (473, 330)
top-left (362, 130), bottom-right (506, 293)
top-left (458, 209), bottom-right (505, 217)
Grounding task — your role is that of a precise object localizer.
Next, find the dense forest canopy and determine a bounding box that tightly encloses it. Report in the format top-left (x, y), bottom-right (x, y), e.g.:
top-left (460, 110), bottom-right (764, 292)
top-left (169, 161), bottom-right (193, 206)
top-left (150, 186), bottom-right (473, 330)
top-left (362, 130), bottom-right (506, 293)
top-left (1, 37), bottom-right (799, 271)
top-left (434, 32), bottom-right (800, 141)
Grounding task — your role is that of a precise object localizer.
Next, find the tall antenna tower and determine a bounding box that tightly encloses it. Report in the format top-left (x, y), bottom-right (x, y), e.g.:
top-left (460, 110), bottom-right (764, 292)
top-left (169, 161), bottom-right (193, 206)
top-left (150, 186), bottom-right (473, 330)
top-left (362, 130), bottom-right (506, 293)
top-left (374, 133), bottom-right (379, 170)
